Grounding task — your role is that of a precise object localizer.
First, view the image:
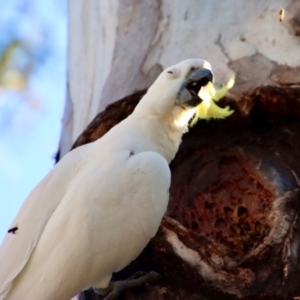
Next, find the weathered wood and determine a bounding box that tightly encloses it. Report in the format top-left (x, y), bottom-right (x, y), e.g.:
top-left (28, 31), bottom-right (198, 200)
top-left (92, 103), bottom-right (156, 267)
top-left (62, 0), bottom-right (300, 158)
top-left (71, 90), bottom-right (146, 150)
top-left (72, 87), bottom-right (300, 299)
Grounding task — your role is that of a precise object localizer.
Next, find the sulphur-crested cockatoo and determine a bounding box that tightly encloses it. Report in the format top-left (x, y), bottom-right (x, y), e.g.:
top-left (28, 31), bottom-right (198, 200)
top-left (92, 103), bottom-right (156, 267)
top-left (0, 58), bottom-right (229, 300)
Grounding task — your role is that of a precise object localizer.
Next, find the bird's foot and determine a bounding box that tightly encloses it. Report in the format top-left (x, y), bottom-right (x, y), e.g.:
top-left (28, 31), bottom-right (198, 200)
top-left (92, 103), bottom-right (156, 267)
top-left (94, 271), bottom-right (160, 300)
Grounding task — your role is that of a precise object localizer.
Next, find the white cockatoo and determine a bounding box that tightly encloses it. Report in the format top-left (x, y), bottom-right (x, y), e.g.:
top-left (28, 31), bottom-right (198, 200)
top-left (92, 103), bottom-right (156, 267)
top-left (0, 58), bottom-right (230, 300)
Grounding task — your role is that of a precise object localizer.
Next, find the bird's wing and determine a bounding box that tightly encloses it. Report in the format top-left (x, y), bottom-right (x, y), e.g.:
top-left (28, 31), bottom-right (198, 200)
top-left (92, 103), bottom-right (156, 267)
top-left (35, 149), bottom-right (171, 276)
top-left (46, 149), bottom-right (170, 267)
top-left (108, 150), bottom-right (171, 271)
top-left (0, 145), bottom-right (91, 299)
top-left (1, 149), bottom-right (170, 299)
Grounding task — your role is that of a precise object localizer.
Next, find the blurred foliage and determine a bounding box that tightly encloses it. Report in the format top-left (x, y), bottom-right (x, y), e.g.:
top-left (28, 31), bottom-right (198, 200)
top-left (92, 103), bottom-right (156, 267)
top-left (0, 40), bottom-right (33, 92)
top-left (0, 0), bottom-right (67, 129)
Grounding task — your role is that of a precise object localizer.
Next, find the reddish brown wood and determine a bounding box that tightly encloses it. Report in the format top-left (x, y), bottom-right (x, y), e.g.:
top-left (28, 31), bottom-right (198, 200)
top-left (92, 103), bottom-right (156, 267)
top-left (74, 87), bottom-right (300, 300)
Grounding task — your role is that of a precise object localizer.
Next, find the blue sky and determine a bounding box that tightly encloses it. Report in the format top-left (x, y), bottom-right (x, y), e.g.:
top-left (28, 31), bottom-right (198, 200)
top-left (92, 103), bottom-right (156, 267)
top-left (0, 0), bottom-right (67, 242)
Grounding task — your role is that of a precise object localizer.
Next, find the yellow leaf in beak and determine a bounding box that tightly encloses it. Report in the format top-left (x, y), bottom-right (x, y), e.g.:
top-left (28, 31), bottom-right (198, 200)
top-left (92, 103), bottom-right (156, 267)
top-left (191, 75), bottom-right (235, 126)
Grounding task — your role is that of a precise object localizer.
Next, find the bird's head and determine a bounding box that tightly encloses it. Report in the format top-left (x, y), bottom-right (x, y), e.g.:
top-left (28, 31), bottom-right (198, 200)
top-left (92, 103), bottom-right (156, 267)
top-left (135, 58), bottom-right (234, 129)
top-left (174, 59), bottom-right (214, 109)
top-left (136, 58), bottom-right (213, 118)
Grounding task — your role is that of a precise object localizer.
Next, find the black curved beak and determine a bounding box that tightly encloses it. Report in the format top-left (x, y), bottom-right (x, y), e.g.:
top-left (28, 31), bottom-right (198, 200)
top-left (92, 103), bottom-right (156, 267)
top-left (177, 68), bottom-right (213, 107)
top-left (189, 68), bottom-right (213, 86)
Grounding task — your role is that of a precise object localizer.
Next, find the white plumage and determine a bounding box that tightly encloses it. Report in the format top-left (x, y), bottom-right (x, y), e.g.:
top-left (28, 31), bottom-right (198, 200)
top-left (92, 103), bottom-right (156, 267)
top-left (0, 58), bottom-right (213, 300)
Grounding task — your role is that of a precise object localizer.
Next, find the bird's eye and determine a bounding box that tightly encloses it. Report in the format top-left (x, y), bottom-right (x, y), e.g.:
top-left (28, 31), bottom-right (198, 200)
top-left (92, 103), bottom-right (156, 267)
top-left (165, 67), bottom-right (180, 79)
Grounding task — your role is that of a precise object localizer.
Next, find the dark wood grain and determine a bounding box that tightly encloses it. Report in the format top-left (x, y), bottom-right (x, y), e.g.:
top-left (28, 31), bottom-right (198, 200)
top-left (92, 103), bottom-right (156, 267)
top-left (72, 86), bottom-right (300, 300)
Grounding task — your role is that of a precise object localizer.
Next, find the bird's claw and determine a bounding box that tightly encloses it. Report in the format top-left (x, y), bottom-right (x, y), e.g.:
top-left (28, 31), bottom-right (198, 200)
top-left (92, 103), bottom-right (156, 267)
top-left (94, 271), bottom-right (160, 300)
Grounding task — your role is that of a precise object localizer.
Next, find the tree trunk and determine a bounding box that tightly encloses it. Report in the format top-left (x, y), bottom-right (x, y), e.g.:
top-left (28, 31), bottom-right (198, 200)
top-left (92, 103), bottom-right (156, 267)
top-left (61, 0), bottom-right (300, 158)
top-left (73, 87), bottom-right (300, 300)
top-left (62, 1), bottom-right (300, 299)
